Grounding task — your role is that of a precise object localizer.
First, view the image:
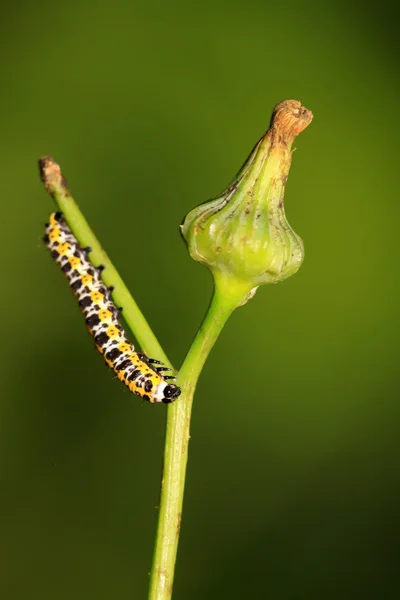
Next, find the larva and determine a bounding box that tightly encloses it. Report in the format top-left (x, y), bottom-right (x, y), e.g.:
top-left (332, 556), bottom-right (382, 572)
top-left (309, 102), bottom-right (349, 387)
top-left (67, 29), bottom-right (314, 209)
top-left (44, 212), bottom-right (181, 404)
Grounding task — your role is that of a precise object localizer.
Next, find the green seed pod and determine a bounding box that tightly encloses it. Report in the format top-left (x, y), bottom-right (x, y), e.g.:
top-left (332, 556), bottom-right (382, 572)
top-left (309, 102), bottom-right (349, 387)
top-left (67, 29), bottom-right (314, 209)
top-left (182, 100), bottom-right (313, 306)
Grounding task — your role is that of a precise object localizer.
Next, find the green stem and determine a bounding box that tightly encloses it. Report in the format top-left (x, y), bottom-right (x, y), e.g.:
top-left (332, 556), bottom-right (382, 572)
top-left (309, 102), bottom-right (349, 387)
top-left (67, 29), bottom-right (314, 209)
top-left (39, 156), bottom-right (171, 365)
top-left (148, 276), bottom-right (251, 600)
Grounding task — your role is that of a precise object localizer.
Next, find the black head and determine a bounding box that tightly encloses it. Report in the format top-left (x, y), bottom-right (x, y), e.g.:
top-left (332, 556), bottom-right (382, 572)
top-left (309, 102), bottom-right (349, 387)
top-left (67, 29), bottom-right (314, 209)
top-left (162, 384), bottom-right (181, 404)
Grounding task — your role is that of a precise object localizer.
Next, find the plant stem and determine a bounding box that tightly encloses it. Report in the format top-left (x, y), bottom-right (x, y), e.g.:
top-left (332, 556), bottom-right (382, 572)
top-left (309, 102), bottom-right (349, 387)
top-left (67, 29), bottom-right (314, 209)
top-left (148, 277), bottom-right (251, 600)
top-left (39, 156), bottom-right (171, 365)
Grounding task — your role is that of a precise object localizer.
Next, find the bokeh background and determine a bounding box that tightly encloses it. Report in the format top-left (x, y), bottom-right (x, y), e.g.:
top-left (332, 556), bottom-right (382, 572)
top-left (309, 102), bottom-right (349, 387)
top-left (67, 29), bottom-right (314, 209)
top-left (0, 0), bottom-right (398, 598)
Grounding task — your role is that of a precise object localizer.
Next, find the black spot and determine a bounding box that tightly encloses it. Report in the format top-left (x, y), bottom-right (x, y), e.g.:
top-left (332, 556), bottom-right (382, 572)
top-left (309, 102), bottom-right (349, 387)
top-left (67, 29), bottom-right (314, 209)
top-left (105, 305), bottom-right (116, 317)
top-left (54, 211), bottom-right (63, 221)
top-left (70, 279), bottom-right (82, 291)
top-left (43, 234), bottom-right (50, 244)
top-left (108, 286), bottom-right (115, 293)
top-left (86, 314), bottom-right (101, 328)
top-left (87, 268), bottom-right (94, 276)
top-left (127, 369), bottom-right (142, 381)
top-left (105, 347), bottom-right (122, 361)
top-left (79, 296), bottom-right (93, 309)
top-left (94, 332), bottom-right (110, 347)
top-left (83, 247), bottom-right (92, 255)
top-left (97, 265), bottom-right (105, 273)
top-left (115, 359), bottom-right (131, 371)
top-left (142, 395), bottom-right (151, 402)
top-left (144, 379), bottom-right (153, 392)
top-left (50, 250), bottom-right (59, 260)
top-left (73, 250), bottom-right (81, 258)
top-left (62, 262), bottom-right (72, 273)
top-left (137, 353), bottom-right (149, 364)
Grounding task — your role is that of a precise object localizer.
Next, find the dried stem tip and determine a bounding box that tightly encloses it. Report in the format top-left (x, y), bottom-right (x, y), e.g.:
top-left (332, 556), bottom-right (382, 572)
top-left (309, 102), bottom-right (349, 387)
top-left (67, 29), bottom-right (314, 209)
top-left (39, 155), bottom-right (70, 197)
top-left (270, 100), bottom-right (313, 145)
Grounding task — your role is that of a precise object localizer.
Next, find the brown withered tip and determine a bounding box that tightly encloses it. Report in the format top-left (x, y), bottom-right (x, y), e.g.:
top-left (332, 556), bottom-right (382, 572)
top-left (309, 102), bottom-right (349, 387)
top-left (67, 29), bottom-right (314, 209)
top-left (38, 155), bottom-right (70, 195)
top-left (270, 100), bottom-right (313, 145)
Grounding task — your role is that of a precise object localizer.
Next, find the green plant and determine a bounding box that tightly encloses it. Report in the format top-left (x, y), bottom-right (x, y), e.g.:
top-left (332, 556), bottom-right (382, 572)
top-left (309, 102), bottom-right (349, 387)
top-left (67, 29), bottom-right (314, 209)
top-left (39, 99), bottom-right (313, 600)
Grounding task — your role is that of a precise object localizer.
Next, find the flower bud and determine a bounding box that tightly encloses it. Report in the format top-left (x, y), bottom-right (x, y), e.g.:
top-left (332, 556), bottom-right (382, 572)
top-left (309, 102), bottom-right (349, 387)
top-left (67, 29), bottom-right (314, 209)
top-left (182, 100), bottom-right (313, 306)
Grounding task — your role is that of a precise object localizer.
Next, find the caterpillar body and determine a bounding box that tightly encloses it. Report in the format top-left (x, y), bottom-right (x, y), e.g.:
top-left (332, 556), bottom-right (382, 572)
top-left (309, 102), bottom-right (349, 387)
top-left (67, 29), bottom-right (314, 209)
top-left (44, 212), bottom-right (181, 404)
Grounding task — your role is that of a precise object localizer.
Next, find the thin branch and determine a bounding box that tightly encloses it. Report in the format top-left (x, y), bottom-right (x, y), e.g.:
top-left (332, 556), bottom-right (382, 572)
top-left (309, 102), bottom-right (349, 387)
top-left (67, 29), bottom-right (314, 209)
top-left (39, 156), bottom-right (172, 366)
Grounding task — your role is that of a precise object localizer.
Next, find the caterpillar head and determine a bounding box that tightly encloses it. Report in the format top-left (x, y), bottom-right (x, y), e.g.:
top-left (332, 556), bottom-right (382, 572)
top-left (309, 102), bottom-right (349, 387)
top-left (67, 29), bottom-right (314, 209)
top-left (162, 384), bottom-right (181, 404)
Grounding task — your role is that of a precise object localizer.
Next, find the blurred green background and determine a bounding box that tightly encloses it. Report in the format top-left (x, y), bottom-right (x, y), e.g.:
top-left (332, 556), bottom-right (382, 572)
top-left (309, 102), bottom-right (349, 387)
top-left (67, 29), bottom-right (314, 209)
top-left (0, 0), bottom-right (398, 598)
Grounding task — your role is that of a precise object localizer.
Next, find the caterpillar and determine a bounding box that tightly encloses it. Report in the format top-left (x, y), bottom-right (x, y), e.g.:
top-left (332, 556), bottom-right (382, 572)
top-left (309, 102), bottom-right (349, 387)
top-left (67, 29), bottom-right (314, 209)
top-left (44, 212), bottom-right (181, 404)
